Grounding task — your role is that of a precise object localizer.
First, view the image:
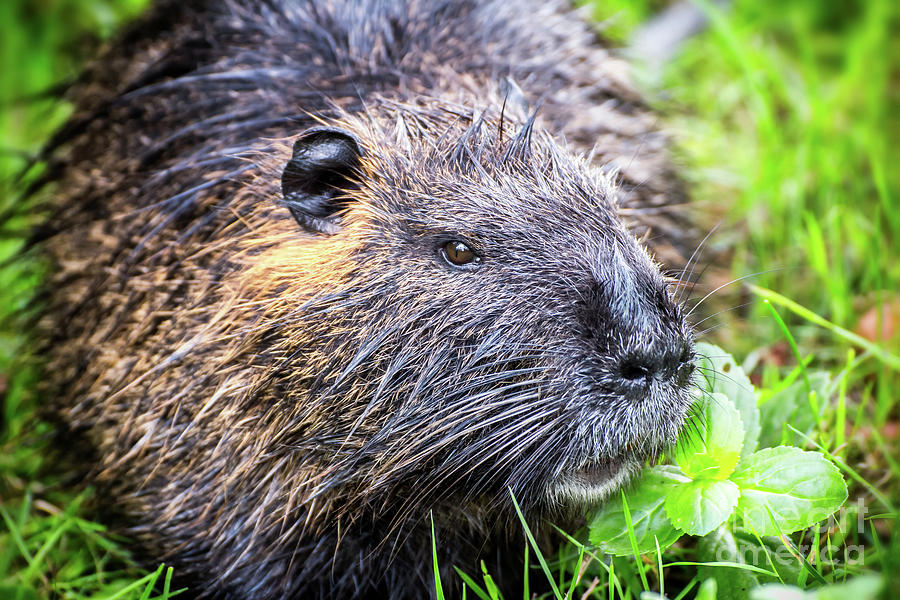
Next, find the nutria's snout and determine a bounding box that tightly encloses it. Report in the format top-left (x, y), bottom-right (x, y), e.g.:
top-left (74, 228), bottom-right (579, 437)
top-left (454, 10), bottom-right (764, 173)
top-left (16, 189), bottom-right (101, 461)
top-left (549, 270), bottom-right (696, 506)
top-left (576, 246), bottom-right (696, 406)
top-left (552, 335), bottom-right (696, 505)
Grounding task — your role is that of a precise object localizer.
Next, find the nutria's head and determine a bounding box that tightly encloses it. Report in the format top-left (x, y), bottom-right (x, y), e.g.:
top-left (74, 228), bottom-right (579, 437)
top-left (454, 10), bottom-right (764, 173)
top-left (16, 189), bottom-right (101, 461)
top-left (233, 99), bottom-right (695, 526)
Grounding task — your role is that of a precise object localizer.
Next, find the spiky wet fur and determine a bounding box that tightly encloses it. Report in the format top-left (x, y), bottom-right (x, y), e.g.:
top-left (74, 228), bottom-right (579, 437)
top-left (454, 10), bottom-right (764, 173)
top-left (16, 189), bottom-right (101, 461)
top-left (33, 1), bottom-right (695, 598)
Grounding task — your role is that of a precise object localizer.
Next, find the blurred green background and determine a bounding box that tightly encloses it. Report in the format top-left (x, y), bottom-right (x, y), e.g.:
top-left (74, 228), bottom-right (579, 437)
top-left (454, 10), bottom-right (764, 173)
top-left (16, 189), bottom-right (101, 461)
top-left (0, 0), bottom-right (147, 177)
top-left (0, 0), bottom-right (897, 598)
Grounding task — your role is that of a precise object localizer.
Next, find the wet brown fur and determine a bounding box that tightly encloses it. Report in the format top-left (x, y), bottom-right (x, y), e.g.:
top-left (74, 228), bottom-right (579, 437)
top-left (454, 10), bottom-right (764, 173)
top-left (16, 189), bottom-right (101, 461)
top-left (32, 1), bottom-right (697, 598)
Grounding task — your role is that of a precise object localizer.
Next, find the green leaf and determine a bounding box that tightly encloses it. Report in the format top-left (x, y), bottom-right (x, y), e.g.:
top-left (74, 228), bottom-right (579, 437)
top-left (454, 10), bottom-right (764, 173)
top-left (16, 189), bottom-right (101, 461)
top-left (757, 372), bottom-right (829, 449)
top-left (731, 447), bottom-right (848, 535)
top-left (589, 466), bottom-right (686, 555)
top-left (665, 478), bottom-right (739, 536)
top-left (749, 574), bottom-right (882, 600)
top-left (673, 392), bottom-right (744, 480)
top-left (730, 531), bottom-right (803, 586)
top-left (694, 342), bottom-right (760, 458)
top-left (696, 578), bottom-right (718, 600)
top-left (697, 527), bottom-right (763, 600)
top-left (749, 585), bottom-right (805, 600)
top-left (810, 574), bottom-right (883, 600)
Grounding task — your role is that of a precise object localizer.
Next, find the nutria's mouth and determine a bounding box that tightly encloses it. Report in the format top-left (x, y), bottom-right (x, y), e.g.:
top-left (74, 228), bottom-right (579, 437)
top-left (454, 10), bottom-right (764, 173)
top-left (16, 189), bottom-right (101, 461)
top-left (549, 456), bottom-right (639, 505)
top-left (575, 461), bottom-right (621, 484)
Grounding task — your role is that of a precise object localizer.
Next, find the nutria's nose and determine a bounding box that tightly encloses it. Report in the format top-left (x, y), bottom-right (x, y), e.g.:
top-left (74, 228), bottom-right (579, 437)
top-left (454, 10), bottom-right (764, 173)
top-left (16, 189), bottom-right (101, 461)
top-left (616, 344), bottom-right (690, 389)
top-left (619, 358), bottom-right (655, 382)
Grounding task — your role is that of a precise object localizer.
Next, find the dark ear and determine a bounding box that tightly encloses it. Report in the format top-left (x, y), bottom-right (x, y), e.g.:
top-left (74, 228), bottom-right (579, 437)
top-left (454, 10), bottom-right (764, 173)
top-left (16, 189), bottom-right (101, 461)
top-left (281, 127), bottom-right (363, 234)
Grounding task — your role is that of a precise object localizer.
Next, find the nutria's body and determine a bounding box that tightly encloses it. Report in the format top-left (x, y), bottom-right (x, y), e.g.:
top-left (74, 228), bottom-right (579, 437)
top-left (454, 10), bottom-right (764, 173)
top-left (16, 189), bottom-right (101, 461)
top-left (35, 1), bottom-right (696, 598)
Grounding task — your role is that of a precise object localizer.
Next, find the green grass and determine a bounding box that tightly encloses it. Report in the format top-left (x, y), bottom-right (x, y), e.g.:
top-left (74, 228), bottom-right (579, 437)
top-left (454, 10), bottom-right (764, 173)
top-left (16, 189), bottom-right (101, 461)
top-left (0, 2), bottom-right (161, 598)
top-left (2, 0), bottom-right (897, 598)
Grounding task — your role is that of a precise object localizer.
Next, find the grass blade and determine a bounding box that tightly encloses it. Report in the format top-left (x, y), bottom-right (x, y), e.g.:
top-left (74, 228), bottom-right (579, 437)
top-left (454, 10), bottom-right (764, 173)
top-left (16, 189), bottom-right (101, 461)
top-left (508, 488), bottom-right (562, 600)
top-left (750, 285), bottom-right (900, 370)
top-left (431, 511), bottom-right (445, 600)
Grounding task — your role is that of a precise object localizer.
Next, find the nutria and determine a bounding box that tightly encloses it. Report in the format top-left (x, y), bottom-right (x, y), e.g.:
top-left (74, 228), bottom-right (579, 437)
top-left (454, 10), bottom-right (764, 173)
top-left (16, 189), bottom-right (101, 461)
top-left (29, 0), bottom-right (696, 598)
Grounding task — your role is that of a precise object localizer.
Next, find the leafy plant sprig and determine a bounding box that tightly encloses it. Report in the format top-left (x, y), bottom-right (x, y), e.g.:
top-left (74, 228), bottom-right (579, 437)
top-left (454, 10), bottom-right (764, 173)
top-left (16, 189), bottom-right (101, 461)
top-left (589, 343), bottom-right (848, 556)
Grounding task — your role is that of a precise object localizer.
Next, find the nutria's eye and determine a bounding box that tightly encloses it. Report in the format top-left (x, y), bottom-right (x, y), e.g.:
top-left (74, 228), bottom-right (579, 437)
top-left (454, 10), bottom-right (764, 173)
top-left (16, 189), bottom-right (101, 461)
top-left (440, 240), bottom-right (481, 269)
